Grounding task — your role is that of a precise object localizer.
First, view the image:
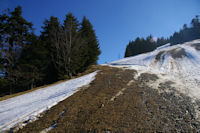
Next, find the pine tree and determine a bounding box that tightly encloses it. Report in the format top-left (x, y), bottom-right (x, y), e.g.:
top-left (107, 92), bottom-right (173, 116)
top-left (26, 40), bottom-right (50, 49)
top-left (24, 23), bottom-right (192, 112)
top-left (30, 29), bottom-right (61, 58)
top-left (170, 16), bottom-right (200, 45)
top-left (40, 14), bottom-right (101, 80)
top-left (16, 34), bottom-right (46, 90)
top-left (0, 7), bottom-right (101, 96)
top-left (124, 41), bottom-right (134, 57)
top-left (40, 16), bottom-right (60, 82)
top-left (80, 16), bottom-right (101, 69)
top-left (191, 16), bottom-right (200, 39)
top-left (0, 6), bottom-right (33, 93)
top-left (62, 13), bottom-right (81, 78)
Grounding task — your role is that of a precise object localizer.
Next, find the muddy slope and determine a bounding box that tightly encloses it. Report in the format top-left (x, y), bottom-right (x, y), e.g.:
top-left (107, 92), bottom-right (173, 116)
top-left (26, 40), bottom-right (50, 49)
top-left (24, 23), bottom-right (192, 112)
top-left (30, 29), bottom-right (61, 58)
top-left (17, 67), bottom-right (200, 133)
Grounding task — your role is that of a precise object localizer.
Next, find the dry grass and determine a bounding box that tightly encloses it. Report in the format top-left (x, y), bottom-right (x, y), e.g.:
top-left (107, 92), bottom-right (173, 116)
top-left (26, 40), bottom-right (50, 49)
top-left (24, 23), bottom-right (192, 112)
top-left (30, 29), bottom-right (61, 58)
top-left (10, 66), bottom-right (200, 132)
top-left (17, 67), bottom-right (137, 132)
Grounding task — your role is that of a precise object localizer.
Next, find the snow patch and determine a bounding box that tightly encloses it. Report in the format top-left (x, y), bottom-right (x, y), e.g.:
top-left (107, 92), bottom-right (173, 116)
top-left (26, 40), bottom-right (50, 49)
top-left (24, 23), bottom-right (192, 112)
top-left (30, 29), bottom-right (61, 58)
top-left (108, 39), bottom-right (200, 100)
top-left (0, 71), bottom-right (98, 132)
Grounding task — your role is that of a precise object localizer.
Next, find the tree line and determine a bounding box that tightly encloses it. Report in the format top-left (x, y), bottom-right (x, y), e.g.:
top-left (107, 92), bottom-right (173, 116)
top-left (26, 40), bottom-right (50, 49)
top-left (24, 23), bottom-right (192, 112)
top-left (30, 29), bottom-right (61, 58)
top-left (124, 35), bottom-right (169, 57)
top-left (0, 6), bottom-right (100, 96)
top-left (125, 16), bottom-right (200, 57)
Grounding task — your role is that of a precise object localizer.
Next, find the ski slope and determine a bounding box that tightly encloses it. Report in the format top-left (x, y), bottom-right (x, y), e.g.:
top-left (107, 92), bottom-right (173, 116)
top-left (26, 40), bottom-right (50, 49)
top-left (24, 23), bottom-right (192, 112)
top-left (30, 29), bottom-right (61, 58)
top-left (109, 39), bottom-right (200, 99)
top-left (0, 71), bottom-right (98, 132)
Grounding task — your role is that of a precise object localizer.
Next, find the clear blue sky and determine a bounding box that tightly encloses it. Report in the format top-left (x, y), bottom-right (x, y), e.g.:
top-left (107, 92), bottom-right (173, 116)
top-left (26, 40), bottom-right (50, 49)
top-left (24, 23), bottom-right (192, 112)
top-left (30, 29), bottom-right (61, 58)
top-left (0, 0), bottom-right (200, 64)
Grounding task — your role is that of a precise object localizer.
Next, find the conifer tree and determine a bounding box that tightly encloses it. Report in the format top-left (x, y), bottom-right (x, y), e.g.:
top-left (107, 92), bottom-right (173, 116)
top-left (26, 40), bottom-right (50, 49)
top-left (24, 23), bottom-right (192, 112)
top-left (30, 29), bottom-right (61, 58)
top-left (124, 41), bottom-right (134, 57)
top-left (62, 13), bottom-right (81, 78)
top-left (0, 6), bottom-right (33, 93)
top-left (0, 7), bottom-right (101, 95)
top-left (125, 16), bottom-right (200, 58)
top-left (16, 34), bottom-right (46, 90)
top-left (40, 16), bottom-right (60, 82)
top-left (80, 16), bottom-right (101, 68)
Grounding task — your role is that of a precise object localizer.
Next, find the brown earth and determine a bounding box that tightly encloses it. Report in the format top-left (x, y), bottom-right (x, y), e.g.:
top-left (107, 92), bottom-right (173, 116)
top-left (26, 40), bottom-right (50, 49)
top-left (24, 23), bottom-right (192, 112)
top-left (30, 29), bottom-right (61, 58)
top-left (16, 66), bottom-right (200, 133)
top-left (191, 43), bottom-right (200, 51)
top-left (155, 47), bottom-right (188, 63)
top-left (169, 48), bottom-right (187, 59)
top-left (155, 51), bottom-right (165, 62)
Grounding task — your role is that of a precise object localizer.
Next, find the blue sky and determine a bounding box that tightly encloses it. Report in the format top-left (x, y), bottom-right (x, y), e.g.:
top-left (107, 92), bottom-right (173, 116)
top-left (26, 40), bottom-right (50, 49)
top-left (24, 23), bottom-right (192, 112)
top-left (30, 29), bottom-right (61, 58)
top-left (0, 0), bottom-right (200, 64)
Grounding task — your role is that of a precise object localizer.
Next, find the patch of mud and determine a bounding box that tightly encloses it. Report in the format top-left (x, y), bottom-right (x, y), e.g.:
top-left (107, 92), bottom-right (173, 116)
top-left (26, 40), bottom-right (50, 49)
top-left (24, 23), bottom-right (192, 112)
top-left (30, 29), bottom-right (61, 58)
top-left (191, 43), bottom-right (200, 51)
top-left (169, 48), bottom-right (187, 59)
top-left (155, 51), bottom-right (165, 62)
top-left (155, 48), bottom-right (188, 63)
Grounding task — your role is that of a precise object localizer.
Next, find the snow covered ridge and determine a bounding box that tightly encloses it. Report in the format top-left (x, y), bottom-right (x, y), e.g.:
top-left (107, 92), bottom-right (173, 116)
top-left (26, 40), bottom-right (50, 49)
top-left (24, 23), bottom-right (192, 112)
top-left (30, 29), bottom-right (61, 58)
top-left (0, 71), bottom-right (98, 132)
top-left (109, 39), bottom-right (200, 99)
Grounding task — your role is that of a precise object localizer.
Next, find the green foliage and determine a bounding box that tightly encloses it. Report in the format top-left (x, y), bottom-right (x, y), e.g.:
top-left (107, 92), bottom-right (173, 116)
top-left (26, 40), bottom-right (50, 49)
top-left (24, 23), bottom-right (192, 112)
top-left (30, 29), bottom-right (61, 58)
top-left (0, 7), bottom-right (101, 96)
top-left (0, 53), bottom-right (3, 69)
top-left (40, 14), bottom-right (100, 80)
top-left (170, 16), bottom-right (200, 45)
top-left (80, 16), bottom-right (101, 67)
top-left (124, 36), bottom-right (161, 57)
top-left (17, 34), bottom-right (46, 89)
top-left (0, 6), bottom-right (33, 94)
top-left (40, 16), bottom-right (60, 82)
top-left (0, 78), bottom-right (9, 96)
top-left (125, 16), bottom-right (200, 57)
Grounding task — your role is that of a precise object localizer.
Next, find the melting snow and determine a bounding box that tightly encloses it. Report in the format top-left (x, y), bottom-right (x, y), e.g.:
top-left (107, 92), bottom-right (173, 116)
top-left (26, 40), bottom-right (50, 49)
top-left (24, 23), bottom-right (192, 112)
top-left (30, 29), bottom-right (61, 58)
top-left (108, 39), bottom-right (200, 100)
top-left (0, 71), bottom-right (98, 132)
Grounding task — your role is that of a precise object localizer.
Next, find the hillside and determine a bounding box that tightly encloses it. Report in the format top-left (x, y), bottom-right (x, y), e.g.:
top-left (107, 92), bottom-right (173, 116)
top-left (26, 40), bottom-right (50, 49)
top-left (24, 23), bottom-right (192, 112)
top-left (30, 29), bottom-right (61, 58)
top-left (0, 71), bottom-right (97, 132)
top-left (109, 39), bottom-right (200, 99)
top-left (17, 66), bottom-right (200, 132)
top-left (1, 40), bottom-right (200, 132)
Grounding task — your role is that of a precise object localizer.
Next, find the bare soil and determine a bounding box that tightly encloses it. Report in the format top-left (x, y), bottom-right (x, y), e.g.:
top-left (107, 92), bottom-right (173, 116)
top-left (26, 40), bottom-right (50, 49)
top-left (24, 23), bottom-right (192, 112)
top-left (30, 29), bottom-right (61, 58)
top-left (191, 43), bottom-right (200, 51)
top-left (155, 47), bottom-right (188, 63)
top-left (169, 48), bottom-right (187, 59)
top-left (155, 51), bottom-right (165, 62)
top-left (16, 66), bottom-right (200, 133)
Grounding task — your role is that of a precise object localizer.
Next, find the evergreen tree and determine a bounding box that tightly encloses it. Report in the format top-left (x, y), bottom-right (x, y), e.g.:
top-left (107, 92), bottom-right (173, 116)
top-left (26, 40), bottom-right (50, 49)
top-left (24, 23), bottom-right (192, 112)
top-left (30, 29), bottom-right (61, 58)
top-left (125, 16), bottom-right (200, 58)
top-left (124, 36), bottom-right (157, 57)
top-left (170, 16), bottom-right (200, 45)
top-left (16, 34), bottom-right (46, 90)
top-left (79, 16), bottom-right (101, 70)
top-left (191, 15), bottom-right (200, 39)
top-left (0, 6), bottom-right (33, 93)
top-left (124, 41), bottom-right (134, 57)
top-left (62, 13), bottom-right (81, 78)
top-left (40, 14), bottom-right (101, 80)
top-left (40, 16), bottom-right (60, 83)
top-left (0, 7), bottom-right (101, 96)
top-left (157, 37), bottom-right (168, 47)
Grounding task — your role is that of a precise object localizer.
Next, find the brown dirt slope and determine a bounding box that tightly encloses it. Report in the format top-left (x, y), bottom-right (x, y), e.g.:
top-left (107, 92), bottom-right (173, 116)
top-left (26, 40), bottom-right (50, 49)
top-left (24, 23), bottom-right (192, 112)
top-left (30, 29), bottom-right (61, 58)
top-left (16, 66), bottom-right (200, 133)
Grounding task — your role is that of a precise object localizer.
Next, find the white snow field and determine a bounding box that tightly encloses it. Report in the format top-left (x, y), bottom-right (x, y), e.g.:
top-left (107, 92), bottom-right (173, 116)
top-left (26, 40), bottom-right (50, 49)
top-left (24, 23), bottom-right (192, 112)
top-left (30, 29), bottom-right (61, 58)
top-left (0, 71), bottom-right (98, 132)
top-left (108, 39), bottom-right (200, 99)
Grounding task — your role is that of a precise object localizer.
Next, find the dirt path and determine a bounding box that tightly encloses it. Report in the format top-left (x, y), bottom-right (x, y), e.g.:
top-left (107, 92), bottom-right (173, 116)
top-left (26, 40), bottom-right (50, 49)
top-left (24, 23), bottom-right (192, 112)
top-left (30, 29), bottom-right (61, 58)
top-left (17, 66), bottom-right (200, 132)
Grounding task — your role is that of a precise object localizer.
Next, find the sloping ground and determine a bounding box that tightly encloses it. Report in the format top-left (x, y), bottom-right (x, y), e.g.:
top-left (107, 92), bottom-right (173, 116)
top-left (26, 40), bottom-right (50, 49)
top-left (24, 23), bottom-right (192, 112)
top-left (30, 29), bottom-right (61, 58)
top-left (0, 71), bottom-right (97, 132)
top-left (2, 40), bottom-right (200, 132)
top-left (109, 39), bottom-right (200, 100)
top-left (17, 67), bottom-right (200, 132)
